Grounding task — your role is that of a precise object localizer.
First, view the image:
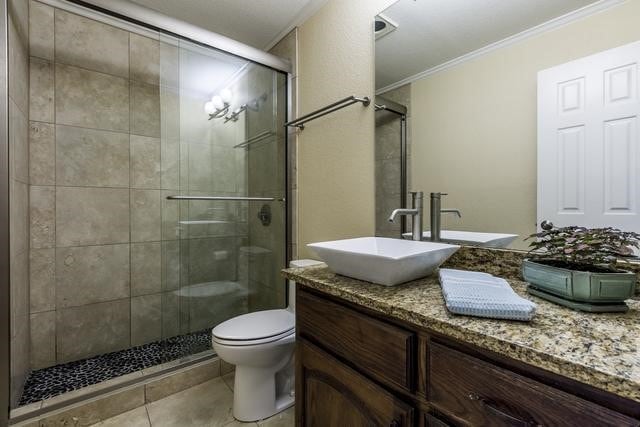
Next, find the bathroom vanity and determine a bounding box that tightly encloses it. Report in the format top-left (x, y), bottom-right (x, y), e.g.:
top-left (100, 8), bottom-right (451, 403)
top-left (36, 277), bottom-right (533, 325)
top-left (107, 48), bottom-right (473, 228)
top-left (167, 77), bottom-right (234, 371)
top-left (284, 262), bottom-right (640, 426)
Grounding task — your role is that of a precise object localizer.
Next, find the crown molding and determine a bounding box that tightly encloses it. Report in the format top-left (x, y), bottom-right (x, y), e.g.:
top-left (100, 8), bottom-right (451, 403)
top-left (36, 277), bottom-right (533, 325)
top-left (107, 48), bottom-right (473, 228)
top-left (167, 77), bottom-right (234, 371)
top-left (377, 0), bottom-right (626, 95)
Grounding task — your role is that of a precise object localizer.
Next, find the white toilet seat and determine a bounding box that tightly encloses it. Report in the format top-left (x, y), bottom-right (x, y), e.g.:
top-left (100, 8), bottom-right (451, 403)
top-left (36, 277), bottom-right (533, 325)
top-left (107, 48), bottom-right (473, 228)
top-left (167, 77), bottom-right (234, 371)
top-left (212, 328), bottom-right (294, 346)
top-left (212, 309), bottom-right (295, 346)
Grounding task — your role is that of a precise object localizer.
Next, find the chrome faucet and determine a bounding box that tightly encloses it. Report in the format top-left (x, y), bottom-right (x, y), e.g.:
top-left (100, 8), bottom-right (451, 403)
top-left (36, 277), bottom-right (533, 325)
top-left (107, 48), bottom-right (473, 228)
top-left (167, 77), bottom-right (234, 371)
top-left (430, 192), bottom-right (461, 242)
top-left (388, 191), bottom-right (424, 241)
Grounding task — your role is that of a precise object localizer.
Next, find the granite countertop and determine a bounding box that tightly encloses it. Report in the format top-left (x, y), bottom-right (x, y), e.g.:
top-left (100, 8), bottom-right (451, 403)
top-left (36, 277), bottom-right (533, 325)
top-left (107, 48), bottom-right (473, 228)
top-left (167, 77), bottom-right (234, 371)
top-left (283, 265), bottom-right (640, 402)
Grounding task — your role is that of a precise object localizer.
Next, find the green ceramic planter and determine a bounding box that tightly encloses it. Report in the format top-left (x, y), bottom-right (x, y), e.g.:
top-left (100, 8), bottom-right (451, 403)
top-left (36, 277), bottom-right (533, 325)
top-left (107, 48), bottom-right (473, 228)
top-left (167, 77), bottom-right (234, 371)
top-left (522, 259), bottom-right (636, 312)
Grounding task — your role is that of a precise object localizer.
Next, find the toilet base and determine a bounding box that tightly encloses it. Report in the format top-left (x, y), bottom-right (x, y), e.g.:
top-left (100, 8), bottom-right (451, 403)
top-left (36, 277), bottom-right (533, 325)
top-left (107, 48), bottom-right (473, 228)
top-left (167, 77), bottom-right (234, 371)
top-left (233, 365), bottom-right (295, 422)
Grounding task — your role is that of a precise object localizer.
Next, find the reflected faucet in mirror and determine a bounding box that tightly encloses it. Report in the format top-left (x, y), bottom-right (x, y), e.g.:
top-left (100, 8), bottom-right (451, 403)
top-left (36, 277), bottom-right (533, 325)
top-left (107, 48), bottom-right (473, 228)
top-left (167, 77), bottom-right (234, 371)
top-left (430, 192), bottom-right (462, 243)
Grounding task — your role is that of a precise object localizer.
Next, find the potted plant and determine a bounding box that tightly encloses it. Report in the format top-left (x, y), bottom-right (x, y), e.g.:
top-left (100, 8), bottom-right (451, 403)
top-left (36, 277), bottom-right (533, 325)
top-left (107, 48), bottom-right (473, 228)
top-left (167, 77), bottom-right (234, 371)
top-left (522, 223), bottom-right (640, 312)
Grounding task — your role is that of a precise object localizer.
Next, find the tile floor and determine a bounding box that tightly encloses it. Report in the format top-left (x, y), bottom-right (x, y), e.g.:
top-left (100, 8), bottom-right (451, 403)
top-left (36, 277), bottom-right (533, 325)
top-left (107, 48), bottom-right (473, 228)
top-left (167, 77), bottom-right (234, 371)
top-left (91, 373), bottom-right (294, 427)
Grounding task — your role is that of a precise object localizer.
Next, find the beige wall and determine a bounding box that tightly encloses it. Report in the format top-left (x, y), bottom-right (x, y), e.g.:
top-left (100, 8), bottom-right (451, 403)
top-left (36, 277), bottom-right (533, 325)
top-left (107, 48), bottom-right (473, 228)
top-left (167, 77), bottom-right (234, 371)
top-left (296, 0), bottom-right (396, 258)
top-left (409, 0), bottom-right (640, 250)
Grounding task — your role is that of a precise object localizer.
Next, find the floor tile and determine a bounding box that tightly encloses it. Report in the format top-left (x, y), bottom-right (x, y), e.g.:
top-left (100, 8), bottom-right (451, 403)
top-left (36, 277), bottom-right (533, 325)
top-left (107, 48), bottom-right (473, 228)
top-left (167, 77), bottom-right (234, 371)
top-left (258, 407), bottom-right (295, 427)
top-left (92, 406), bottom-right (150, 427)
top-left (146, 378), bottom-right (235, 427)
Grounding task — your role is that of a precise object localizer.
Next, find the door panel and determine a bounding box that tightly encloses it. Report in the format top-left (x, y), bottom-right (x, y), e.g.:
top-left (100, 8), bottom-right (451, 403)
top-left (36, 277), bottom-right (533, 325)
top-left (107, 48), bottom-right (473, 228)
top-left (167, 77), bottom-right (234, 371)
top-left (538, 40), bottom-right (640, 232)
top-left (297, 339), bottom-right (414, 426)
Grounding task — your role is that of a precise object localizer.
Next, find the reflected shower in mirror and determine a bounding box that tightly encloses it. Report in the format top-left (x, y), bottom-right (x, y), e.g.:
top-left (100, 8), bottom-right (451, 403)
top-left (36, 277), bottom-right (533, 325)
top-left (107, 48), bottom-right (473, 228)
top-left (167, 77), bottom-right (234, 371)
top-left (374, 0), bottom-right (640, 250)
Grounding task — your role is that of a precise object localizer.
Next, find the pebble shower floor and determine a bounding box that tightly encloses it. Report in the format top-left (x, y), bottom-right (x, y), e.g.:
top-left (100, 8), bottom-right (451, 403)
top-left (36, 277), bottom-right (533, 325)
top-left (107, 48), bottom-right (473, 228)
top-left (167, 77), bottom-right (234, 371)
top-left (19, 329), bottom-right (212, 406)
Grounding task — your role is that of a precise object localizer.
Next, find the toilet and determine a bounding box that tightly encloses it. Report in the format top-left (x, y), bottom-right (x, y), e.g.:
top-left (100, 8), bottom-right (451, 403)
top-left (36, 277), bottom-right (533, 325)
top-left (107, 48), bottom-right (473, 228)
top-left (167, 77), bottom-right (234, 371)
top-left (211, 259), bottom-right (324, 422)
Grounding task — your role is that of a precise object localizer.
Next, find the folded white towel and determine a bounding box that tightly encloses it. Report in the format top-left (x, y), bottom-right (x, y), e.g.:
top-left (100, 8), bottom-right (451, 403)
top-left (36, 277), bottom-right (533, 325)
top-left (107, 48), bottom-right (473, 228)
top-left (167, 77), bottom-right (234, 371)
top-left (438, 268), bottom-right (536, 321)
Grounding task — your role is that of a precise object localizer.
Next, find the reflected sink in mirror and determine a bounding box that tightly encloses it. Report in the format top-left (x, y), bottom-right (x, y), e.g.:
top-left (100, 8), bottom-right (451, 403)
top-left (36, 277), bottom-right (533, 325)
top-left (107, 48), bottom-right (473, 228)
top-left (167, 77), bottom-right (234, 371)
top-left (307, 237), bottom-right (459, 286)
top-left (402, 231), bottom-right (518, 248)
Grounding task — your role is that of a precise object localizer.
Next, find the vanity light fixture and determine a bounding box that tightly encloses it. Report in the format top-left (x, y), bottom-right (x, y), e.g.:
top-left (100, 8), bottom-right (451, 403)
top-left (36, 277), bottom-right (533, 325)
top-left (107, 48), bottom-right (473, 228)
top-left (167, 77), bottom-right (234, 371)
top-left (205, 89), bottom-right (233, 120)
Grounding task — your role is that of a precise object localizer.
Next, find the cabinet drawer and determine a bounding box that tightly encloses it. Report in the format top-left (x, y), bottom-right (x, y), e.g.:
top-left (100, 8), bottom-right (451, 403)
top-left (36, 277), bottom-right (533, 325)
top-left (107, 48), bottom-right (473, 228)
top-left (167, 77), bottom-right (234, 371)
top-left (428, 342), bottom-right (638, 427)
top-left (297, 290), bottom-right (415, 392)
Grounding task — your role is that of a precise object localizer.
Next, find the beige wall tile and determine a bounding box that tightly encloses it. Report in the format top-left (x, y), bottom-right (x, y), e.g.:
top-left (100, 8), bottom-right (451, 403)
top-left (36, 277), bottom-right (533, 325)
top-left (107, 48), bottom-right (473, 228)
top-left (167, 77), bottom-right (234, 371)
top-left (55, 9), bottom-right (129, 78)
top-left (8, 9), bottom-right (29, 115)
top-left (189, 290), bottom-right (247, 332)
top-left (56, 125), bottom-right (129, 187)
top-left (29, 0), bottom-right (54, 60)
top-left (144, 359), bottom-right (220, 403)
top-left (188, 237), bottom-right (236, 286)
top-left (161, 240), bottom-right (180, 292)
top-left (131, 81), bottom-right (160, 137)
top-left (30, 248), bottom-right (55, 313)
top-left (30, 185), bottom-right (54, 249)
top-left (30, 310), bottom-right (56, 369)
top-left (29, 121), bottom-right (55, 185)
top-left (56, 244), bottom-right (130, 308)
top-left (55, 63), bottom-right (129, 132)
top-left (130, 34), bottom-right (159, 85)
top-left (9, 99), bottom-right (29, 183)
top-left (29, 57), bottom-right (54, 123)
top-left (160, 291), bottom-right (180, 338)
top-left (131, 134), bottom-right (160, 189)
top-left (131, 294), bottom-right (162, 346)
top-left (56, 186), bottom-right (129, 246)
top-left (160, 86), bottom-right (179, 141)
top-left (187, 142), bottom-right (212, 192)
top-left (10, 313), bottom-right (29, 408)
top-left (160, 137), bottom-right (179, 190)
top-left (10, 247), bottom-right (29, 325)
top-left (56, 298), bottom-right (130, 362)
top-left (39, 385), bottom-right (144, 426)
top-left (131, 189), bottom-right (161, 242)
top-left (131, 242), bottom-right (161, 296)
top-left (159, 39), bottom-right (179, 89)
top-left (161, 189), bottom-right (180, 240)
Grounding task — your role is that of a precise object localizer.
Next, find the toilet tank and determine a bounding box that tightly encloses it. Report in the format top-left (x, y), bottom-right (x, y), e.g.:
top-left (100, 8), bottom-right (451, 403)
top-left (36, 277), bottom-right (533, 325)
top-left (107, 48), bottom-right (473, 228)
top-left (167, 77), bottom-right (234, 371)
top-left (287, 259), bottom-right (325, 312)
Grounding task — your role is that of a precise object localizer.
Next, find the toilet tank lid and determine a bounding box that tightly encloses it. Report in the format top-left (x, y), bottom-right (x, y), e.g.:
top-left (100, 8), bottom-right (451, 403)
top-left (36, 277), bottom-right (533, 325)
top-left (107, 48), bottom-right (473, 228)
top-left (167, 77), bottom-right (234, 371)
top-left (290, 259), bottom-right (325, 268)
top-left (212, 309), bottom-right (294, 341)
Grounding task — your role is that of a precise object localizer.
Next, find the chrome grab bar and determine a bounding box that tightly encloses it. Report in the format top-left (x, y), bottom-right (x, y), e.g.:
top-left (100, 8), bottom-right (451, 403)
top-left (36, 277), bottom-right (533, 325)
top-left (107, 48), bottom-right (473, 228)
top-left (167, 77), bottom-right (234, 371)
top-left (166, 195), bottom-right (282, 202)
top-left (284, 95), bottom-right (370, 130)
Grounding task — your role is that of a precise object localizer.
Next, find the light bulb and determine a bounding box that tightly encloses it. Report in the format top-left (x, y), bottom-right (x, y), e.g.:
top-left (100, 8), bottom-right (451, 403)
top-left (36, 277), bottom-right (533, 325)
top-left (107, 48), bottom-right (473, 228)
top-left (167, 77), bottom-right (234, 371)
top-left (211, 95), bottom-right (224, 110)
top-left (220, 88), bottom-right (232, 104)
top-left (204, 101), bottom-right (216, 115)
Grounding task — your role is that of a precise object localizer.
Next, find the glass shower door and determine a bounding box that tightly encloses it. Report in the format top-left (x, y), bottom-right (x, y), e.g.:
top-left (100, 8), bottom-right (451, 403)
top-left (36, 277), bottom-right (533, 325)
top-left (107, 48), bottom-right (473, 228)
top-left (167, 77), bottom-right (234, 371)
top-left (159, 35), bottom-right (288, 354)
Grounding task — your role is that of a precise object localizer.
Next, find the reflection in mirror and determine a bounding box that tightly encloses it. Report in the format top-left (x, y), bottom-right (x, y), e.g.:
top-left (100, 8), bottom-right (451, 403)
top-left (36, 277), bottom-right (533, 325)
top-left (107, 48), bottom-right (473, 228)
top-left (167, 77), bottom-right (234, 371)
top-left (374, 0), bottom-right (640, 250)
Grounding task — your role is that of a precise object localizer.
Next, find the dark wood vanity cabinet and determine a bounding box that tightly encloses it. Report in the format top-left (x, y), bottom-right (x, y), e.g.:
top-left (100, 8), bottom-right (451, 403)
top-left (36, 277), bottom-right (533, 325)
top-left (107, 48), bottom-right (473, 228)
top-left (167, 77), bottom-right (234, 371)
top-left (296, 288), bottom-right (640, 426)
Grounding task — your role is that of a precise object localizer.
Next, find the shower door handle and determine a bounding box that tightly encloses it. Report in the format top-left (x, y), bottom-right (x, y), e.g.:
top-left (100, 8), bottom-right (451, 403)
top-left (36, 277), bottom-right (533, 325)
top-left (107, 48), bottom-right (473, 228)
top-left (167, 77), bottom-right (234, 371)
top-left (166, 195), bottom-right (283, 202)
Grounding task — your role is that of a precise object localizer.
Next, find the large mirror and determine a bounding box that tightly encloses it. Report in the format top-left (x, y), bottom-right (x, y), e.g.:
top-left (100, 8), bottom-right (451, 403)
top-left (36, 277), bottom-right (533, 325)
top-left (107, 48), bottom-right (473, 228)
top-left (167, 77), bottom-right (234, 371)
top-left (374, 0), bottom-right (640, 250)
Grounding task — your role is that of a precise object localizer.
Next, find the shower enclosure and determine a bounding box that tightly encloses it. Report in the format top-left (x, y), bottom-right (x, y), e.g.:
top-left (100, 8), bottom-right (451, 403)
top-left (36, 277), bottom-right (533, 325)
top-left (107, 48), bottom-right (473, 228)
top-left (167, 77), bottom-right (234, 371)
top-left (6, 0), bottom-right (289, 410)
top-left (375, 93), bottom-right (409, 238)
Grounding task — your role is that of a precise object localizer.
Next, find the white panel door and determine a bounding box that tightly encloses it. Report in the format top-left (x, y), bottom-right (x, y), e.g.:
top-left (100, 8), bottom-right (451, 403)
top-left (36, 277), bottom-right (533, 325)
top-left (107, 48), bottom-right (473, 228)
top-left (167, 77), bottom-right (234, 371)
top-left (538, 40), bottom-right (640, 232)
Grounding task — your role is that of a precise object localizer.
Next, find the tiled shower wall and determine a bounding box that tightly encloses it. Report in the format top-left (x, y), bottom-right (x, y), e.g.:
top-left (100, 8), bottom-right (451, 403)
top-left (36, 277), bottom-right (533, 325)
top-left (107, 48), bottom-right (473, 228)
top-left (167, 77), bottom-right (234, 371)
top-left (375, 84), bottom-right (411, 238)
top-left (9, 0), bottom-right (31, 407)
top-left (27, 2), bottom-right (182, 369)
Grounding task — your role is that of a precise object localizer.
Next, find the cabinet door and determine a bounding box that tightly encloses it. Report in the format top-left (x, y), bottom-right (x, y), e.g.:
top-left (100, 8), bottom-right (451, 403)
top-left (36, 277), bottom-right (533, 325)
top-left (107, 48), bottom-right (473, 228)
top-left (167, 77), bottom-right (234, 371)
top-left (297, 339), bottom-right (414, 426)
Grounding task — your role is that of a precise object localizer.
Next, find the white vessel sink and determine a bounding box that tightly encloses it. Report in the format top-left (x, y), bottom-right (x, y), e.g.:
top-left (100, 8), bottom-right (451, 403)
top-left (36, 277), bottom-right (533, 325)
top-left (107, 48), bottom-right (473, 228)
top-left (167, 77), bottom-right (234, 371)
top-left (307, 237), bottom-right (459, 286)
top-left (402, 230), bottom-right (518, 248)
